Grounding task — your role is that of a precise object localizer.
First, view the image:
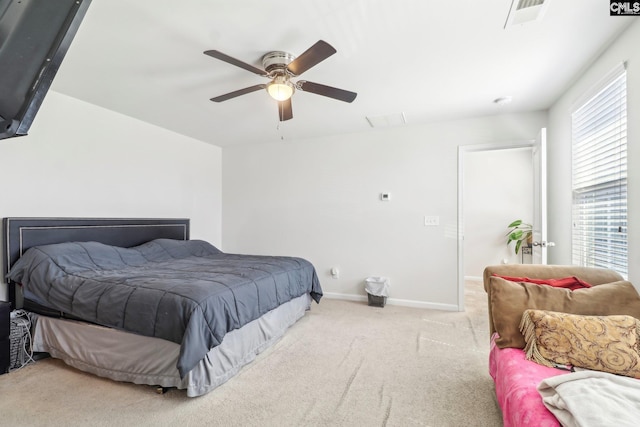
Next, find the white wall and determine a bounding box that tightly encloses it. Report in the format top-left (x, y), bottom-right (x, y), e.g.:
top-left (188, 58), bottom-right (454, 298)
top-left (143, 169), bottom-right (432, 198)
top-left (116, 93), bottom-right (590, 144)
top-left (548, 20), bottom-right (640, 283)
top-left (0, 91), bottom-right (222, 301)
top-left (464, 148), bottom-right (533, 278)
top-left (223, 112), bottom-right (547, 309)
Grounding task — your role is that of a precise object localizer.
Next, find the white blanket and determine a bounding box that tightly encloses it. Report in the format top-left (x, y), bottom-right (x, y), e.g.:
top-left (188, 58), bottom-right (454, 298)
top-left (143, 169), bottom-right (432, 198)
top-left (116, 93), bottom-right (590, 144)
top-left (538, 370), bottom-right (640, 427)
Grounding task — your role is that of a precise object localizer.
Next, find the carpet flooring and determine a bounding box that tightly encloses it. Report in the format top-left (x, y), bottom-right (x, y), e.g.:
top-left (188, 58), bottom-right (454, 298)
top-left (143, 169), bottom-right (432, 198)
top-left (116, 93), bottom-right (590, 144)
top-left (0, 281), bottom-right (503, 426)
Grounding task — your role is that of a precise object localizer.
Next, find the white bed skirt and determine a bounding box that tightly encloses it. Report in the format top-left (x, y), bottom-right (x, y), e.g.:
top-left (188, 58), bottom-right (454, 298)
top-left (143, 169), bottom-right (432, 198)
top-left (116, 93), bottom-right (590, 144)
top-left (32, 293), bottom-right (312, 397)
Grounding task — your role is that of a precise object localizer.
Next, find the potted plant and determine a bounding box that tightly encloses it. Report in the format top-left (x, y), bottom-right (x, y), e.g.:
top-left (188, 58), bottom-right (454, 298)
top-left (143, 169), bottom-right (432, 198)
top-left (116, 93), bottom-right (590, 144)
top-left (506, 220), bottom-right (532, 255)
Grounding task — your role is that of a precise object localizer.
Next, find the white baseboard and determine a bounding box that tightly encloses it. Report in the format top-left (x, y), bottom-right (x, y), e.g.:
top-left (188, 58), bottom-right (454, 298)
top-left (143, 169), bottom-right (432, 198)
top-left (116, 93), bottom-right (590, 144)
top-left (322, 292), bottom-right (459, 311)
top-left (464, 275), bottom-right (483, 281)
top-left (322, 292), bottom-right (367, 303)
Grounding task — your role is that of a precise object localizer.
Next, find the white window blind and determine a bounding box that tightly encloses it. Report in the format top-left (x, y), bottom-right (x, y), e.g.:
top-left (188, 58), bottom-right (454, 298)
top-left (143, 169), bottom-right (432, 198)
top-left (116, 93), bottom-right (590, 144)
top-left (571, 65), bottom-right (627, 278)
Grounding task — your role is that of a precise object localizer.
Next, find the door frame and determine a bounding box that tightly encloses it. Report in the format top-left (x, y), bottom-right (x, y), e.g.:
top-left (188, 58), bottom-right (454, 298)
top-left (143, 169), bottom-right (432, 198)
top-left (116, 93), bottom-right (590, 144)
top-left (532, 128), bottom-right (548, 264)
top-left (457, 140), bottom-right (536, 311)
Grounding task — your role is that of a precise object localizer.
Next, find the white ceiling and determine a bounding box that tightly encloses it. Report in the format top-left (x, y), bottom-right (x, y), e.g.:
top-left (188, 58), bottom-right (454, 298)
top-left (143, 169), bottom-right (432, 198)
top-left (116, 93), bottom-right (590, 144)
top-left (51, 0), bottom-right (633, 147)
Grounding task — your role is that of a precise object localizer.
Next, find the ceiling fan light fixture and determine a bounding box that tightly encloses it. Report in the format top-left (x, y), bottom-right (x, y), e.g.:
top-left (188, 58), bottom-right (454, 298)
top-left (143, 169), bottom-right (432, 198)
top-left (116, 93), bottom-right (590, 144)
top-left (267, 75), bottom-right (295, 101)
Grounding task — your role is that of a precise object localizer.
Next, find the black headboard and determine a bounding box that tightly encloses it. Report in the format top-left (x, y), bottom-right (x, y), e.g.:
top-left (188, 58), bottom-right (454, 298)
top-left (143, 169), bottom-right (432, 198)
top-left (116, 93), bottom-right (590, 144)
top-left (2, 217), bottom-right (190, 308)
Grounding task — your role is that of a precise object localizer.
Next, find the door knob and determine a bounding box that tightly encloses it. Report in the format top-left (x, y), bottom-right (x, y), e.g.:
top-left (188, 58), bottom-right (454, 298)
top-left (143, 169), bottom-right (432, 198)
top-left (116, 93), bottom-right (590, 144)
top-left (532, 241), bottom-right (555, 247)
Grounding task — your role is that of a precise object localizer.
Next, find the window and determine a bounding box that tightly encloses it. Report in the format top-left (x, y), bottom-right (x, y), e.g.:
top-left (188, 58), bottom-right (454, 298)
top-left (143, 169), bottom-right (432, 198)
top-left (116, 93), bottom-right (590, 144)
top-left (571, 65), bottom-right (627, 278)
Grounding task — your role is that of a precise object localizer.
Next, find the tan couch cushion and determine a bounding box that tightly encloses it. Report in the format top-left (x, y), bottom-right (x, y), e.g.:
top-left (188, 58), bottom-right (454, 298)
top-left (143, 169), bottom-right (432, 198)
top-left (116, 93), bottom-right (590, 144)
top-left (520, 309), bottom-right (640, 379)
top-left (489, 276), bottom-right (640, 348)
top-left (482, 265), bottom-right (625, 337)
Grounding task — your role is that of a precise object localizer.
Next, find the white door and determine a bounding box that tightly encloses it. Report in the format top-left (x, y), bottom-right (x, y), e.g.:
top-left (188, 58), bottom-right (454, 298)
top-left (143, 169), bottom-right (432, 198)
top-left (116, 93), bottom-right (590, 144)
top-left (531, 128), bottom-right (554, 264)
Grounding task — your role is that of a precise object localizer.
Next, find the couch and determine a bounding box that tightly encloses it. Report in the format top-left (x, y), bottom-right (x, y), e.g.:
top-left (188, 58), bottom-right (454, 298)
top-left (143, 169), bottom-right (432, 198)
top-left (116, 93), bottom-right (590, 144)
top-left (483, 264), bottom-right (640, 426)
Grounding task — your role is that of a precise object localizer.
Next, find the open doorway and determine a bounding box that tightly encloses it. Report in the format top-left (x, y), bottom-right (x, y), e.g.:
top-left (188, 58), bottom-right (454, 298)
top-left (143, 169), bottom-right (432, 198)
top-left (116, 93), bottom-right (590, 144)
top-left (457, 141), bottom-right (536, 311)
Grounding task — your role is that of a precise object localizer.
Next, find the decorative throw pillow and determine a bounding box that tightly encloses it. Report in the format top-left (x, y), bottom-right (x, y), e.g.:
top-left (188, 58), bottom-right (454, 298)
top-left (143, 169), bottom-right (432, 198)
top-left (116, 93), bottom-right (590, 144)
top-left (489, 277), bottom-right (640, 349)
top-left (493, 274), bottom-right (592, 290)
top-left (520, 309), bottom-right (640, 379)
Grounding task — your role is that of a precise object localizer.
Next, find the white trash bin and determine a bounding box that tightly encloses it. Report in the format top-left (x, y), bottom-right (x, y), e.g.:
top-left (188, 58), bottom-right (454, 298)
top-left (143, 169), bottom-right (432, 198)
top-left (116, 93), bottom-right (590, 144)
top-left (365, 276), bottom-right (390, 307)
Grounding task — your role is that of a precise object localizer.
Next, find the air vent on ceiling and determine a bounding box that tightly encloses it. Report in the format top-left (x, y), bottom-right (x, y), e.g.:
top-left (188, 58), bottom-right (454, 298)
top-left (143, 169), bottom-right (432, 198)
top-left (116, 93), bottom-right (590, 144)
top-left (366, 112), bottom-right (407, 128)
top-left (504, 0), bottom-right (550, 28)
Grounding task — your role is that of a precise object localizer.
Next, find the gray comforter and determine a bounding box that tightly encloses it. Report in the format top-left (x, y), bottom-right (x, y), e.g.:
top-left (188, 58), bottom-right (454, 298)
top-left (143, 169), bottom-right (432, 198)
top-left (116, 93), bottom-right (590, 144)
top-left (6, 239), bottom-right (322, 377)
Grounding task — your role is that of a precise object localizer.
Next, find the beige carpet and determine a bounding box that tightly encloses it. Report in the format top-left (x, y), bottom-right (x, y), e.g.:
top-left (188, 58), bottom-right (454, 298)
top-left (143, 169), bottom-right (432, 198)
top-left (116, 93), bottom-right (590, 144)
top-left (0, 282), bottom-right (502, 426)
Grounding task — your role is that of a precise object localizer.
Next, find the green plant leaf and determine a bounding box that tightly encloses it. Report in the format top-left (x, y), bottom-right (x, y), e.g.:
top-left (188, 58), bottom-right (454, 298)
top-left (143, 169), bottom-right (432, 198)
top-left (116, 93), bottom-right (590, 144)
top-left (507, 220), bottom-right (523, 228)
top-left (507, 230), bottom-right (523, 242)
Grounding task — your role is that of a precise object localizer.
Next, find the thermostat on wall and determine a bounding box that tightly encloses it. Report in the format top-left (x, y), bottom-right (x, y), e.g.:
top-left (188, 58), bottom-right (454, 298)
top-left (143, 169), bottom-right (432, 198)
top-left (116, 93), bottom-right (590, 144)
top-left (380, 193), bottom-right (391, 201)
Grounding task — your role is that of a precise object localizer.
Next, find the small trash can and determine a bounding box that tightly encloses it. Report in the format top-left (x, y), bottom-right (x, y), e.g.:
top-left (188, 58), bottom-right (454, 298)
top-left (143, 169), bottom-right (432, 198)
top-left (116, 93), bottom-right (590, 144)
top-left (365, 276), bottom-right (390, 307)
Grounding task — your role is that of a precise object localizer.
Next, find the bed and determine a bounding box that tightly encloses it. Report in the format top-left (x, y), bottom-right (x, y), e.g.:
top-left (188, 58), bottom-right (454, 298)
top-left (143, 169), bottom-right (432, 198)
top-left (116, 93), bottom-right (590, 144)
top-left (2, 217), bottom-right (322, 397)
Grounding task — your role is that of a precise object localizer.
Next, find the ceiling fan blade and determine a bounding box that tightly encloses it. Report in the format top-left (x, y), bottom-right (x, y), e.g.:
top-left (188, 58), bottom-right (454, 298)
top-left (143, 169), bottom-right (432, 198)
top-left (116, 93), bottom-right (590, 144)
top-left (286, 40), bottom-right (336, 76)
top-left (278, 98), bottom-right (293, 121)
top-left (204, 50), bottom-right (267, 76)
top-left (297, 80), bottom-right (357, 103)
top-left (210, 84), bottom-right (266, 102)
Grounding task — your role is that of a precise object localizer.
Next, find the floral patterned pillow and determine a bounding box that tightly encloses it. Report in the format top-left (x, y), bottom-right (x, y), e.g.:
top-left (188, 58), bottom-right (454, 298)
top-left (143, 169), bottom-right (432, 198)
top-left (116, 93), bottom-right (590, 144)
top-left (520, 309), bottom-right (640, 379)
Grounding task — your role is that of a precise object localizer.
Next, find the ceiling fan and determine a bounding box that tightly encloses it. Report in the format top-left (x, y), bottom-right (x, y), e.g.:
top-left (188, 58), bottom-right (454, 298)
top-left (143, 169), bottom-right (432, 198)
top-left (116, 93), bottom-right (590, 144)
top-left (204, 40), bottom-right (357, 122)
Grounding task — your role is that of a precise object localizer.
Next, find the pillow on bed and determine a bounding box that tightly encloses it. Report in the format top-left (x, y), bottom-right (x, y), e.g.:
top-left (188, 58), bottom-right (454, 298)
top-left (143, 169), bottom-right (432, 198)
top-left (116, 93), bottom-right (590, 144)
top-left (489, 277), bottom-right (640, 349)
top-left (520, 309), bottom-right (640, 379)
top-left (492, 274), bottom-right (592, 290)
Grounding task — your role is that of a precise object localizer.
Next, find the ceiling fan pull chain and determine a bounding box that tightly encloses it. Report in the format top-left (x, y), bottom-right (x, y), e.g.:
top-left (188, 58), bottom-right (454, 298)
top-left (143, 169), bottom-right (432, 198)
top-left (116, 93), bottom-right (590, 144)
top-left (276, 105), bottom-right (285, 140)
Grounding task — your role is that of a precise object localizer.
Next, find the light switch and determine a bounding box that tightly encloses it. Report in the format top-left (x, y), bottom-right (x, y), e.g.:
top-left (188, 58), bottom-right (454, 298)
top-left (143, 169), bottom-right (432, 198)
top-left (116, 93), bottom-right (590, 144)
top-left (424, 216), bottom-right (439, 226)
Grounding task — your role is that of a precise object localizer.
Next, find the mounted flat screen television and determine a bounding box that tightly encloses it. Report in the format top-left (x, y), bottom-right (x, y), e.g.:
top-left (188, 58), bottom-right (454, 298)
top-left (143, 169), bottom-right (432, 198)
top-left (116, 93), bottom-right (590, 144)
top-left (0, 0), bottom-right (92, 140)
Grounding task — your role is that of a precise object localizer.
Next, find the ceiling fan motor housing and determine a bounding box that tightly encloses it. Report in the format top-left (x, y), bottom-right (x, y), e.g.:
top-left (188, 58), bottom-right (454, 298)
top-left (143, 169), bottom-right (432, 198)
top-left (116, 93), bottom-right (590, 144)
top-left (262, 51), bottom-right (296, 75)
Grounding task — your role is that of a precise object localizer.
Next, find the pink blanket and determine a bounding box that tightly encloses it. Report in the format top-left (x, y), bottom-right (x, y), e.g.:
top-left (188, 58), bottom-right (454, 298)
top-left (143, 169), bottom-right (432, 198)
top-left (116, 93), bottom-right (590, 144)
top-left (489, 334), bottom-right (567, 427)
